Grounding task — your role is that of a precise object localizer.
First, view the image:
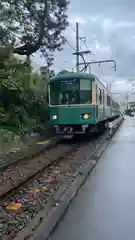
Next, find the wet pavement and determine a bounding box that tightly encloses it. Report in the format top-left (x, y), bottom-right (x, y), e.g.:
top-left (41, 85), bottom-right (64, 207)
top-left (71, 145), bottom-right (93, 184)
top-left (50, 116), bottom-right (135, 240)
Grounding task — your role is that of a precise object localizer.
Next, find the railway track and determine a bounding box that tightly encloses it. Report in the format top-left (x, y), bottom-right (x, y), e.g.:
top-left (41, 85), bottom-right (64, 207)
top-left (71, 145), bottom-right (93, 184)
top-left (0, 138), bottom-right (80, 200)
top-left (0, 131), bottom-right (109, 240)
top-left (0, 116), bottom-right (123, 202)
top-left (0, 136), bottom-right (59, 172)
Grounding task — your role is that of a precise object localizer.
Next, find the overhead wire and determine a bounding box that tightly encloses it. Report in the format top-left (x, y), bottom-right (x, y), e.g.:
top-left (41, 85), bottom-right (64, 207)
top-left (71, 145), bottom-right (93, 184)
top-left (79, 37), bottom-right (90, 72)
top-left (31, 23), bottom-right (92, 72)
top-left (68, 23), bottom-right (95, 72)
top-left (79, 37), bottom-right (96, 72)
top-left (59, 26), bottom-right (76, 71)
top-left (68, 24), bottom-right (87, 71)
top-left (63, 37), bottom-right (76, 51)
top-left (69, 24), bottom-right (76, 33)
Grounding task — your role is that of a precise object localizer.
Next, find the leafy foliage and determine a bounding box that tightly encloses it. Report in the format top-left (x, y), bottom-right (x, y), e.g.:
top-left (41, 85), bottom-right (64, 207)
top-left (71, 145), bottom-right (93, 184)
top-left (0, 1), bottom-right (70, 144)
top-left (0, 0), bottom-right (69, 65)
top-left (0, 47), bottom-right (49, 143)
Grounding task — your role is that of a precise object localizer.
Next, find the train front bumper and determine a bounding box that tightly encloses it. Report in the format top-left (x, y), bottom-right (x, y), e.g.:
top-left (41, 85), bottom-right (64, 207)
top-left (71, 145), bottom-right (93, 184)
top-left (49, 106), bottom-right (97, 125)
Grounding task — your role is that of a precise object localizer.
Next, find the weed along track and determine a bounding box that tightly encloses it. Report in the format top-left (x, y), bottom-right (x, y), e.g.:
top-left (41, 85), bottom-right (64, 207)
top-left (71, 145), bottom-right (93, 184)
top-left (0, 139), bottom-right (82, 238)
top-left (0, 131), bottom-right (109, 240)
top-left (0, 140), bottom-right (79, 199)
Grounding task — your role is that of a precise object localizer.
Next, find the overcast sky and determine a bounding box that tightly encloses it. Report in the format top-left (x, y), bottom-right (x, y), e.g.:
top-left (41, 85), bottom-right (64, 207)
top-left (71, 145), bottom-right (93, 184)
top-left (33, 0), bottom-right (135, 102)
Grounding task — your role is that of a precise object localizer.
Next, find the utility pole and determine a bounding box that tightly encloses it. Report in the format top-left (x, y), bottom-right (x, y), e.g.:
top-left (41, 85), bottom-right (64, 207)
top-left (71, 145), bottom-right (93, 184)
top-left (73, 22), bottom-right (116, 74)
top-left (125, 92), bottom-right (130, 110)
top-left (89, 65), bottom-right (91, 73)
top-left (76, 22), bottom-right (79, 72)
top-left (107, 84), bottom-right (111, 90)
top-left (73, 22), bottom-right (91, 73)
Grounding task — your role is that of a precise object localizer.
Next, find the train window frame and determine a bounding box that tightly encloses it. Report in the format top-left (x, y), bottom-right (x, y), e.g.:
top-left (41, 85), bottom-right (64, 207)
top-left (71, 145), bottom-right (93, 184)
top-left (46, 90), bottom-right (49, 104)
top-left (49, 78), bottom-right (93, 106)
top-left (80, 79), bottom-right (92, 90)
top-left (99, 88), bottom-right (102, 105)
top-left (102, 90), bottom-right (105, 105)
top-left (96, 84), bottom-right (98, 104)
top-left (107, 94), bottom-right (111, 106)
top-left (79, 79), bottom-right (92, 104)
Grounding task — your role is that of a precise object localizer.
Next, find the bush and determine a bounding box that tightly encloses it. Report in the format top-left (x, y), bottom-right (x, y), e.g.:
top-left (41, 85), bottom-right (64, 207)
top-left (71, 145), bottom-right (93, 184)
top-left (0, 129), bottom-right (14, 143)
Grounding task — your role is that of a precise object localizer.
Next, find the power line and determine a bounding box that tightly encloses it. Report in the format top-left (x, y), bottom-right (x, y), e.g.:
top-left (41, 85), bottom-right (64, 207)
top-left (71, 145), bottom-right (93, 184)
top-left (63, 25), bottom-right (77, 51)
top-left (69, 23), bottom-right (76, 33)
top-left (69, 24), bottom-right (92, 52)
top-left (73, 22), bottom-right (117, 73)
top-left (69, 24), bottom-right (95, 72)
top-left (69, 24), bottom-right (90, 52)
top-left (68, 23), bottom-right (93, 72)
top-left (72, 22), bottom-right (90, 72)
top-left (64, 37), bottom-right (76, 51)
top-left (80, 37), bottom-right (93, 56)
top-left (63, 24), bottom-right (93, 64)
top-left (60, 30), bottom-right (76, 51)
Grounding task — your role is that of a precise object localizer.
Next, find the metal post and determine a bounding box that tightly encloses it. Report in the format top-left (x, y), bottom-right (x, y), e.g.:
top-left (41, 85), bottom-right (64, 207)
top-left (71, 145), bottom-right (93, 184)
top-left (89, 65), bottom-right (91, 73)
top-left (76, 22), bottom-right (79, 72)
top-left (125, 93), bottom-right (129, 110)
top-left (110, 83), bottom-right (112, 91)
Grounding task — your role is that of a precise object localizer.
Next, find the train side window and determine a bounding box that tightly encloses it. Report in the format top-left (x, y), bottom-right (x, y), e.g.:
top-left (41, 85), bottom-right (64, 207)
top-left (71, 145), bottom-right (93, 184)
top-left (107, 95), bottom-right (109, 106)
top-left (80, 79), bottom-right (92, 104)
top-left (96, 84), bottom-right (98, 104)
top-left (107, 95), bottom-right (111, 106)
top-left (80, 79), bottom-right (92, 90)
top-left (102, 90), bottom-right (105, 105)
top-left (99, 88), bottom-right (102, 104)
top-left (46, 91), bottom-right (49, 104)
top-left (104, 93), bottom-right (106, 105)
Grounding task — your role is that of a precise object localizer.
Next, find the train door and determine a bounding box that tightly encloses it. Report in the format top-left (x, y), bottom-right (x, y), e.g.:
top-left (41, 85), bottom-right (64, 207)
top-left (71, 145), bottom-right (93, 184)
top-left (102, 90), bottom-right (105, 119)
top-left (95, 84), bottom-right (98, 120)
top-left (98, 87), bottom-right (102, 120)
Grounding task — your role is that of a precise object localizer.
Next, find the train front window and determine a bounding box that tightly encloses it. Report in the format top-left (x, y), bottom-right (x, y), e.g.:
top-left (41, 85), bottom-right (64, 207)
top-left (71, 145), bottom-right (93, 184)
top-left (80, 79), bottom-right (92, 104)
top-left (49, 78), bottom-right (92, 105)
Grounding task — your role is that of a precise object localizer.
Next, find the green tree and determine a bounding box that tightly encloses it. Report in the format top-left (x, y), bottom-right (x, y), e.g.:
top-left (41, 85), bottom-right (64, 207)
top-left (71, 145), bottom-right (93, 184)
top-left (0, 0), bottom-right (69, 65)
top-left (0, 47), bottom-right (49, 142)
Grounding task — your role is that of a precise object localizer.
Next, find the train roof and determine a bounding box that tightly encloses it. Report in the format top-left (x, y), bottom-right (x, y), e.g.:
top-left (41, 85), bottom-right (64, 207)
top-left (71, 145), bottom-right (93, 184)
top-left (49, 72), bottom-right (96, 82)
top-left (49, 72), bottom-right (107, 91)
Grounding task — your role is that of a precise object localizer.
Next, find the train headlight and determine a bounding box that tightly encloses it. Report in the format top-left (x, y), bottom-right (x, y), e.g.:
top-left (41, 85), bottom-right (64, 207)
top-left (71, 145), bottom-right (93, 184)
top-left (83, 114), bottom-right (89, 119)
top-left (52, 115), bottom-right (57, 120)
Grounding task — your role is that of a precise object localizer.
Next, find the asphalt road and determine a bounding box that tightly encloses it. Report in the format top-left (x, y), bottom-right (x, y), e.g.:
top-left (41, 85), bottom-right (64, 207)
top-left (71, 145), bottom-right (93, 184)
top-left (50, 116), bottom-right (135, 240)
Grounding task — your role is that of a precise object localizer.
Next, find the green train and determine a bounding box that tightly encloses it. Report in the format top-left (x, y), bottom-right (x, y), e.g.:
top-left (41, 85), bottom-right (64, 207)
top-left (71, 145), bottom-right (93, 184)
top-left (47, 72), bottom-right (121, 136)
